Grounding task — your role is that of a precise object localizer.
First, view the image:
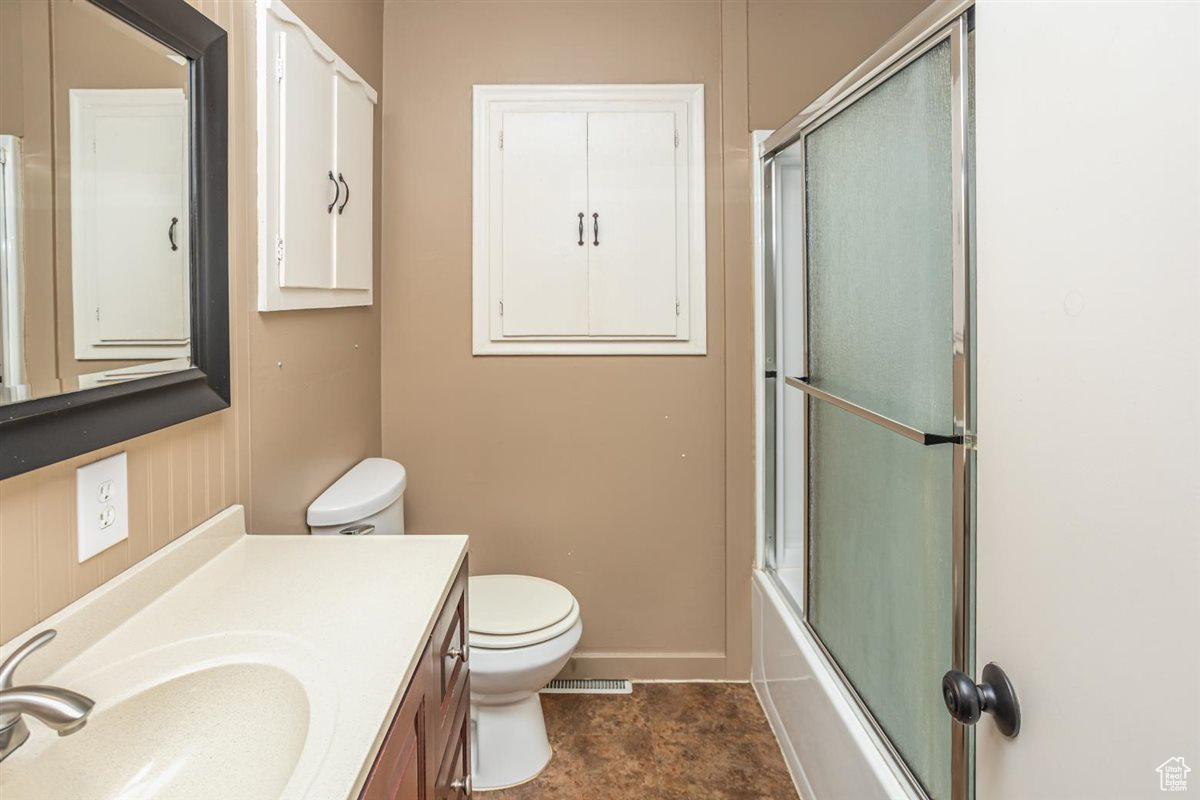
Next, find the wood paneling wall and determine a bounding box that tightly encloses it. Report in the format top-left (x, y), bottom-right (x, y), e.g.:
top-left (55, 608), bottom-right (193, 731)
top-left (0, 415), bottom-right (235, 642)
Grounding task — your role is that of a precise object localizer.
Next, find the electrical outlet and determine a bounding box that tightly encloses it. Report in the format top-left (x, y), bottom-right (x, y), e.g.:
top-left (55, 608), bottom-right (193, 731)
top-left (77, 453), bottom-right (128, 562)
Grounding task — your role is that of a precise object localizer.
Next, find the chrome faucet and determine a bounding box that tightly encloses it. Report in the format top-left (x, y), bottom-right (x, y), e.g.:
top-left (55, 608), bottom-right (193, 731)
top-left (0, 630), bottom-right (94, 762)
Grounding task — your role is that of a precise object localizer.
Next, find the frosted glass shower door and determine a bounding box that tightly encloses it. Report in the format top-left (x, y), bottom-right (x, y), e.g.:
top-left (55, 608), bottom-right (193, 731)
top-left (767, 26), bottom-right (971, 800)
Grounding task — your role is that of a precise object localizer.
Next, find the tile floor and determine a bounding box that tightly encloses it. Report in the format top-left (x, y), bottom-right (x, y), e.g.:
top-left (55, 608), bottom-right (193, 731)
top-left (486, 683), bottom-right (799, 800)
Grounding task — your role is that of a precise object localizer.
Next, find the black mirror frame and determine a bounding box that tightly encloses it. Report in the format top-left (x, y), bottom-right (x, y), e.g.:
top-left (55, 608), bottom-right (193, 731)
top-left (0, 0), bottom-right (229, 480)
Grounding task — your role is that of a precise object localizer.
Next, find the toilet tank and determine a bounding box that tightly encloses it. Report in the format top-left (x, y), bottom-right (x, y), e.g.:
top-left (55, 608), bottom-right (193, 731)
top-left (307, 458), bottom-right (407, 536)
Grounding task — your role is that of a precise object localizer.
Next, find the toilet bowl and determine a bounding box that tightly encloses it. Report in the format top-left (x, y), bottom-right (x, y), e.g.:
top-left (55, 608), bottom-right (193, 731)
top-left (467, 575), bottom-right (582, 791)
top-left (307, 459), bottom-right (582, 791)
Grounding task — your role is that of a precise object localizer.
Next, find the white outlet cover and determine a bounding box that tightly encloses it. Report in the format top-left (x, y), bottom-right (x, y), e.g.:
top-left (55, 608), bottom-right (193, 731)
top-left (77, 452), bottom-right (129, 562)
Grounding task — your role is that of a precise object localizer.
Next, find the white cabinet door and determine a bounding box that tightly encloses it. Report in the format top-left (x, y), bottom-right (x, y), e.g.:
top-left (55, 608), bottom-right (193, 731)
top-left (69, 89), bottom-right (189, 359)
top-left (586, 110), bottom-right (680, 337)
top-left (277, 27), bottom-right (335, 289)
top-left (333, 71), bottom-right (373, 290)
top-left (498, 111), bottom-right (589, 336)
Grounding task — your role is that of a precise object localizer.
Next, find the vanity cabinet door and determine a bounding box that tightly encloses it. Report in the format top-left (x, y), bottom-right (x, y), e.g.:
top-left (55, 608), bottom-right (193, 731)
top-left (360, 560), bottom-right (471, 800)
top-left (361, 642), bottom-right (433, 800)
top-left (433, 560), bottom-right (469, 753)
top-left (435, 689), bottom-right (472, 800)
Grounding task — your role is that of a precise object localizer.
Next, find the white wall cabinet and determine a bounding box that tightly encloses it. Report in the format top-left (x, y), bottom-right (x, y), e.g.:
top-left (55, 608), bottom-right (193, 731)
top-left (257, 0), bottom-right (377, 311)
top-left (473, 85), bottom-right (706, 355)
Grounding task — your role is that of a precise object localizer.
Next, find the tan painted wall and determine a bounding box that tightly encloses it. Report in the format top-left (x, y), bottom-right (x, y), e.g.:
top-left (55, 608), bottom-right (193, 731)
top-left (747, 0), bottom-right (932, 130)
top-left (0, 0), bottom-right (385, 644)
top-left (379, 0), bottom-right (753, 679)
top-left (378, 0), bottom-right (932, 680)
top-left (242, 0), bottom-right (384, 533)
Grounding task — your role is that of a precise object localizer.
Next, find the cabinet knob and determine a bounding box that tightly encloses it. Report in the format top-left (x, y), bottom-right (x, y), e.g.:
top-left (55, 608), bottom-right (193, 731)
top-left (450, 775), bottom-right (472, 796)
top-left (446, 645), bottom-right (469, 662)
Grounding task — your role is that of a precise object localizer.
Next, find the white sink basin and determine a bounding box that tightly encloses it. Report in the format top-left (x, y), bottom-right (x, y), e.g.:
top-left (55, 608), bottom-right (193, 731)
top-left (0, 511), bottom-right (467, 799)
top-left (0, 635), bottom-right (336, 800)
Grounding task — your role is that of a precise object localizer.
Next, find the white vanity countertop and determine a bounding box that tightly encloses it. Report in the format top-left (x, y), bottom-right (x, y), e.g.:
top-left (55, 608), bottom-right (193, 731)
top-left (0, 506), bottom-right (468, 800)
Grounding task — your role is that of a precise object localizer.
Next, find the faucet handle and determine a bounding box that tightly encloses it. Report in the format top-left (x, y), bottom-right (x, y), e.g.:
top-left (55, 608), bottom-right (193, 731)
top-left (0, 630), bottom-right (56, 690)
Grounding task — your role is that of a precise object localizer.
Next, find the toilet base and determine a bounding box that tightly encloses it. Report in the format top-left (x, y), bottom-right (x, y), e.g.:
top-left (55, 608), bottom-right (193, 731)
top-left (471, 693), bottom-right (553, 791)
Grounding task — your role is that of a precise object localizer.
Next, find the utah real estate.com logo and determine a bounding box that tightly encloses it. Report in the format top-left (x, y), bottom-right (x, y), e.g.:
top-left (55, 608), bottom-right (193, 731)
top-left (1158, 757), bottom-right (1190, 792)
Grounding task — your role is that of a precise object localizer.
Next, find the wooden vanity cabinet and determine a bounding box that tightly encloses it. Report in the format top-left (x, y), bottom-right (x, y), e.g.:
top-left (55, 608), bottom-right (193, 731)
top-left (360, 560), bottom-right (471, 800)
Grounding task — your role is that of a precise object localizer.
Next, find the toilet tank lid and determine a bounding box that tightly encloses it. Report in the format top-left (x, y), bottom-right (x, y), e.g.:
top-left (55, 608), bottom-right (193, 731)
top-left (306, 458), bottom-right (407, 527)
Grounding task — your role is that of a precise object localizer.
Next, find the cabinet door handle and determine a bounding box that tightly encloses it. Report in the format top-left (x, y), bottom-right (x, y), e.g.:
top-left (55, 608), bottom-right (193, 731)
top-left (592, 212), bottom-right (599, 246)
top-left (577, 212), bottom-right (584, 246)
top-left (446, 645), bottom-right (469, 662)
top-left (168, 217), bottom-right (179, 251)
top-left (327, 170), bottom-right (339, 214)
top-left (337, 173), bottom-right (349, 215)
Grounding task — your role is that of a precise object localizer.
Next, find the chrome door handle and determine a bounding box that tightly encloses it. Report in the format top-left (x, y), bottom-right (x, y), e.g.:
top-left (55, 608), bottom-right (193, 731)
top-left (168, 217), bottom-right (179, 251)
top-left (942, 663), bottom-right (1021, 738)
top-left (450, 775), bottom-right (472, 796)
top-left (327, 170), bottom-right (339, 214)
top-left (592, 212), bottom-right (599, 246)
top-left (577, 212), bottom-right (584, 246)
top-left (337, 173), bottom-right (349, 215)
top-left (446, 645), bottom-right (469, 662)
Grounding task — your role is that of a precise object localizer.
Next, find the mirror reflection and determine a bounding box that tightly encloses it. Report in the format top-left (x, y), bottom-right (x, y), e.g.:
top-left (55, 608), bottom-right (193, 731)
top-left (0, 0), bottom-right (192, 406)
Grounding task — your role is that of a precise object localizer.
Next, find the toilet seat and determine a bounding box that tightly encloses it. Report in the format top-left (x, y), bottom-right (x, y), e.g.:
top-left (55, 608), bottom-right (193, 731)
top-left (469, 575), bottom-right (580, 650)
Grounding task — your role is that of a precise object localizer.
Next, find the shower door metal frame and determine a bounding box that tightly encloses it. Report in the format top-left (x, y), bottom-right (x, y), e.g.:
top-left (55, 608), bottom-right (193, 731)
top-left (760, 2), bottom-right (975, 798)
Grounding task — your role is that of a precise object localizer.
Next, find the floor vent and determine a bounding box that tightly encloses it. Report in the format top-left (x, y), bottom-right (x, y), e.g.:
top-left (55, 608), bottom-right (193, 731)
top-left (541, 678), bottom-right (633, 695)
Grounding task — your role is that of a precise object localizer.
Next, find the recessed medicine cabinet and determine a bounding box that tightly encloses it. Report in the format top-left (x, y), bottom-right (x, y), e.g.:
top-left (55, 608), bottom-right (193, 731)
top-left (472, 84), bottom-right (706, 355)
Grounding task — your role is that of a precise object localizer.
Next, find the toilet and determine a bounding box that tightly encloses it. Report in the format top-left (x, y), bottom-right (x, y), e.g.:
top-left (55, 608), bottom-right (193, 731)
top-left (307, 458), bottom-right (583, 791)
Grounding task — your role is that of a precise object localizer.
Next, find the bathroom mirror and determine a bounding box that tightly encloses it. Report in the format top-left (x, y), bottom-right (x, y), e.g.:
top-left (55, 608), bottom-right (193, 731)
top-left (0, 0), bottom-right (228, 479)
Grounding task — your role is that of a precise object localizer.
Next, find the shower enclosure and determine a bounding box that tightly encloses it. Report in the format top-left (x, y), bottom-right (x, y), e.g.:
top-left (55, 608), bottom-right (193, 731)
top-left (757, 5), bottom-right (974, 800)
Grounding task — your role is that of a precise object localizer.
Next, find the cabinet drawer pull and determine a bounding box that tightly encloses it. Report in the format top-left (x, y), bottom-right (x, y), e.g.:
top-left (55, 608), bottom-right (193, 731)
top-left (327, 170), bottom-right (339, 214)
top-left (446, 645), bottom-right (469, 662)
top-left (450, 775), bottom-right (472, 796)
top-left (592, 212), bottom-right (599, 246)
top-left (577, 212), bottom-right (584, 246)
